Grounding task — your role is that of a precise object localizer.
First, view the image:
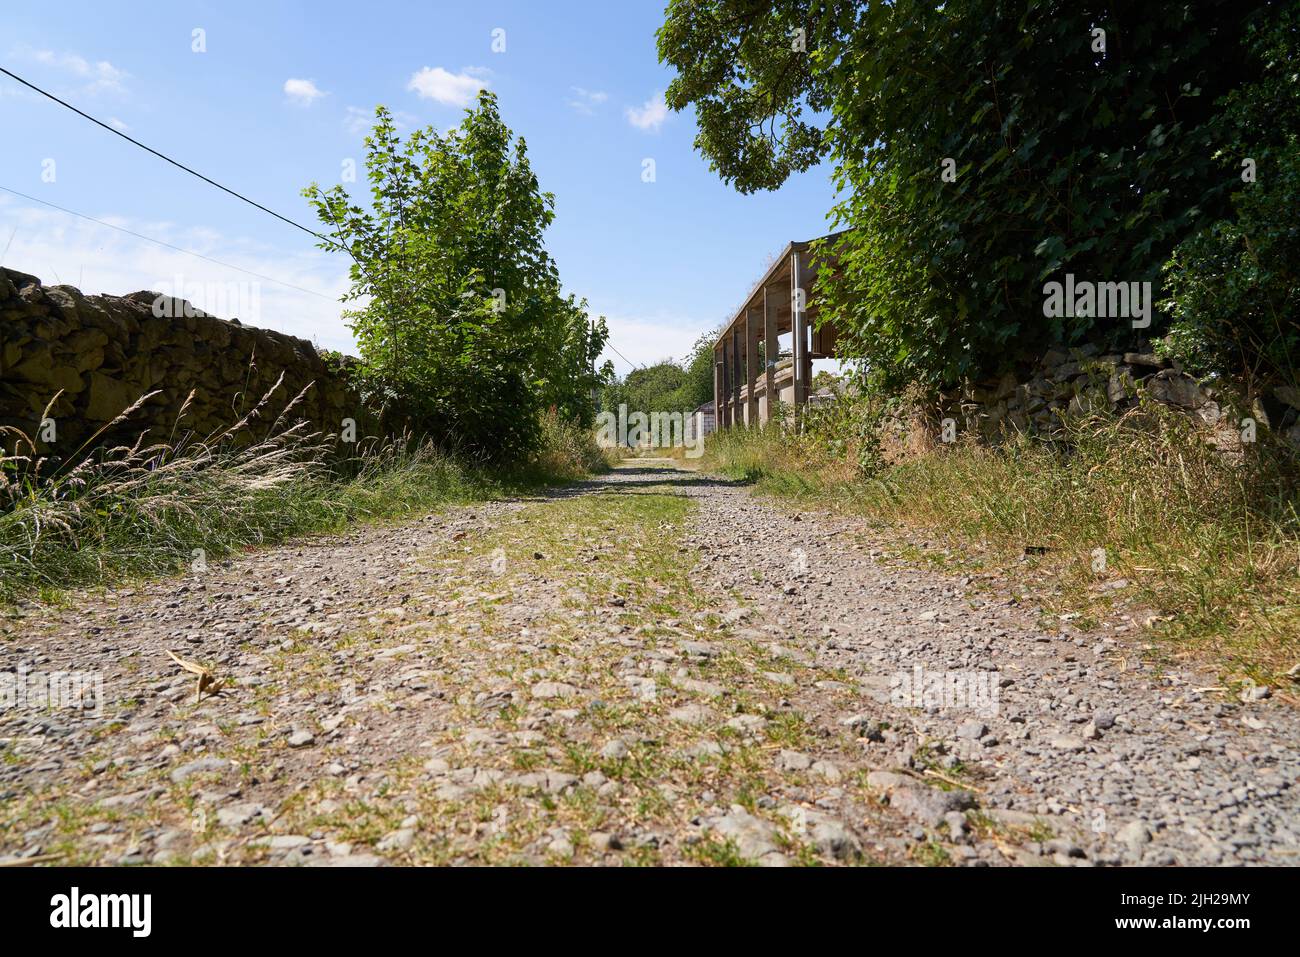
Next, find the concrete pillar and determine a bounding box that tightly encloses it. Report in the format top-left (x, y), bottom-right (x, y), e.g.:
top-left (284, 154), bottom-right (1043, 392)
top-left (717, 353), bottom-right (728, 431)
top-left (791, 249), bottom-right (808, 408)
top-left (763, 285), bottom-right (778, 426)
top-left (745, 305), bottom-right (760, 426)
top-left (731, 326), bottom-right (741, 418)
top-left (721, 340), bottom-right (731, 427)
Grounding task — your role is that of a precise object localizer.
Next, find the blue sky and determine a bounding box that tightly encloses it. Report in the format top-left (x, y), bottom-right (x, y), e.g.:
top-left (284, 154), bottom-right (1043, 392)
top-left (0, 0), bottom-right (838, 372)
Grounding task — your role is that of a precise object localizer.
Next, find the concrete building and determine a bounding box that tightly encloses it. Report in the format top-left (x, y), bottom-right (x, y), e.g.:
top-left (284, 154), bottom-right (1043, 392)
top-left (712, 232), bottom-right (844, 429)
top-left (690, 400), bottom-right (716, 438)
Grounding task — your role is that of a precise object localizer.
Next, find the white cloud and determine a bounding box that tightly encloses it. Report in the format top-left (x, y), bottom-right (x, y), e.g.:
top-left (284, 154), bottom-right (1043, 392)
top-left (344, 105), bottom-right (418, 137)
top-left (406, 66), bottom-right (489, 107)
top-left (625, 93), bottom-right (669, 132)
top-left (343, 106), bottom-right (372, 135)
top-left (566, 86), bottom-right (608, 115)
top-left (284, 78), bottom-right (327, 106)
top-left (107, 116), bottom-right (130, 132)
top-left (25, 49), bottom-right (128, 96)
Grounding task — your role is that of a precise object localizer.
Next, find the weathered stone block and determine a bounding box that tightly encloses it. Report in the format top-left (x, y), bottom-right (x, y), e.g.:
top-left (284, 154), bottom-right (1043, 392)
top-left (10, 343), bottom-right (56, 384)
top-left (1, 267), bottom-right (41, 291)
top-left (1275, 386), bottom-right (1300, 410)
top-left (1107, 368), bottom-right (1134, 404)
top-left (1147, 371), bottom-right (1206, 409)
top-left (2, 338), bottom-right (23, 371)
top-left (85, 370), bottom-right (138, 421)
top-left (49, 365), bottom-right (87, 395)
top-left (1123, 352), bottom-right (1166, 369)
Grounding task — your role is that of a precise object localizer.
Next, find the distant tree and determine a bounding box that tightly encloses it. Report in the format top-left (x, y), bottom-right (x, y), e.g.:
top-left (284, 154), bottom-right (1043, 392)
top-left (601, 324), bottom-right (726, 416)
top-left (602, 361), bottom-right (692, 414)
top-left (811, 370), bottom-right (841, 393)
top-left (682, 326), bottom-right (723, 408)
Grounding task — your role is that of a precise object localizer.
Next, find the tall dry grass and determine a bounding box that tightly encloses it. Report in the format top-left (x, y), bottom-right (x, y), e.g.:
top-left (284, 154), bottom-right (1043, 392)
top-left (704, 400), bottom-right (1300, 684)
top-left (530, 408), bottom-right (616, 479)
top-left (0, 381), bottom-right (596, 603)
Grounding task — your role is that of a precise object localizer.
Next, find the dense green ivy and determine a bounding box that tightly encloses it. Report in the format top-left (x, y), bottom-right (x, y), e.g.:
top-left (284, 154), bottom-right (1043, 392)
top-left (659, 1), bottom-right (1288, 393)
top-left (1159, 6), bottom-right (1299, 396)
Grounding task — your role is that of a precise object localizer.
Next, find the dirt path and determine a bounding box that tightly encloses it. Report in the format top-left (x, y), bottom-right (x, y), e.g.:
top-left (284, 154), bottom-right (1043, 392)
top-left (2, 462), bottom-right (1296, 866)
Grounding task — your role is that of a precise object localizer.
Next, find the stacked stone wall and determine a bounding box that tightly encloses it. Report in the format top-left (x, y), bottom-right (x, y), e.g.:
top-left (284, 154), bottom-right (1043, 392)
top-left (1, 268), bottom-right (368, 457)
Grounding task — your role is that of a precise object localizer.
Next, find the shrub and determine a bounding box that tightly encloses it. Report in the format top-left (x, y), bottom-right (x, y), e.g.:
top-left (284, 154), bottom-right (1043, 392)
top-left (1159, 140), bottom-right (1300, 394)
top-left (303, 93), bottom-right (608, 461)
top-left (531, 408), bottom-right (615, 480)
top-left (1158, 8), bottom-right (1300, 397)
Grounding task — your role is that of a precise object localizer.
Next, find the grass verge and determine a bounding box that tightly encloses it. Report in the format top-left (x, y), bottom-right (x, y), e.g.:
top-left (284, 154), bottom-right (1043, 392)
top-left (0, 388), bottom-right (605, 605)
top-left (702, 405), bottom-right (1300, 687)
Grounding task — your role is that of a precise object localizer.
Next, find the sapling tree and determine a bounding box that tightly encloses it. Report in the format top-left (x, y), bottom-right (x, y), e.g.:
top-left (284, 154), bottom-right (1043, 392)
top-left (304, 92), bottom-right (608, 457)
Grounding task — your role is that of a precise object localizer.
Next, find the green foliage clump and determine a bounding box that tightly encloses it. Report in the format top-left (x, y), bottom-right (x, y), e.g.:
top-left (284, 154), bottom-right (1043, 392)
top-left (304, 92), bottom-right (609, 461)
top-left (1159, 144), bottom-right (1300, 393)
top-left (1158, 7), bottom-right (1300, 395)
top-left (659, 0), bottom-right (1287, 393)
top-left (602, 361), bottom-right (692, 415)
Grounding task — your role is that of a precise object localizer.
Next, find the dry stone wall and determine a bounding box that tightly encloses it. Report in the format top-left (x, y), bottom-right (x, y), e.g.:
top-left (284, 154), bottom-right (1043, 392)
top-left (1, 267), bottom-right (369, 458)
top-left (940, 341), bottom-right (1300, 449)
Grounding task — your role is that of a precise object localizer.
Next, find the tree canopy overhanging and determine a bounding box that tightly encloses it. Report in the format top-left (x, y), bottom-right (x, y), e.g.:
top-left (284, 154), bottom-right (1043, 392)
top-left (658, 0), bottom-right (1298, 396)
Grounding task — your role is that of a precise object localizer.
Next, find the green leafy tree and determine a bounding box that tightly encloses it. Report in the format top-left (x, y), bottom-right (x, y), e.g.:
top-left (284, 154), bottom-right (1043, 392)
top-left (538, 301), bottom-right (614, 429)
top-left (682, 326), bottom-right (723, 409)
top-left (1159, 6), bottom-right (1300, 397)
top-left (660, 0), bottom-right (1278, 392)
top-left (303, 92), bottom-right (606, 457)
top-left (602, 361), bottom-right (693, 414)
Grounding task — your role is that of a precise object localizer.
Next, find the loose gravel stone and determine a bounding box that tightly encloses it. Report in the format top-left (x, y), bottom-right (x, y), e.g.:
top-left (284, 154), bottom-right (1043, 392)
top-left (4, 461), bottom-right (1297, 868)
top-left (709, 807), bottom-right (788, 866)
top-left (889, 787), bottom-right (977, 827)
top-left (599, 740), bottom-right (630, 760)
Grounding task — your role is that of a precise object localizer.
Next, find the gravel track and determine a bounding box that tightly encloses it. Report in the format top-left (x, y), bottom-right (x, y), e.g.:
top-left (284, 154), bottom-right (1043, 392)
top-left (1, 461), bottom-right (1295, 866)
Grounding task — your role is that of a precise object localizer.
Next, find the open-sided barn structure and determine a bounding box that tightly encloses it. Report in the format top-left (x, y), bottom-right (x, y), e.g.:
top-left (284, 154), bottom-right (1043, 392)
top-left (712, 233), bottom-right (844, 428)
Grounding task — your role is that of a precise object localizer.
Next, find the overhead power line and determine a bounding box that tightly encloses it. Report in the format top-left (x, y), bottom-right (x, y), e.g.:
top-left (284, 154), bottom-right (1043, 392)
top-left (0, 184), bottom-right (337, 301)
top-left (606, 342), bottom-right (644, 370)
top-left (0, 65), bottom-right (324, 240)
top-left (1, 64), bottom-right (647, 366)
